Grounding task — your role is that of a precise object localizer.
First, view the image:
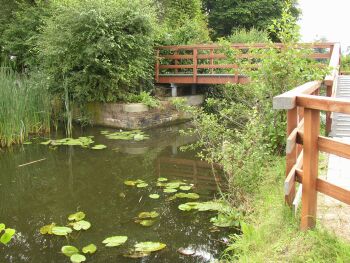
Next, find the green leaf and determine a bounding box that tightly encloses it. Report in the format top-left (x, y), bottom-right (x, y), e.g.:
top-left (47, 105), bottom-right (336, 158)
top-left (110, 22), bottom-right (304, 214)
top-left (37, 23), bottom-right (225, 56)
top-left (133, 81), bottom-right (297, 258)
top-left (138, 211), bottom-right (159, 219)
top-left (173, 193), bottom-right (200, 199)
top-left (123, 250), bottom-right (151, 258)
top-left (124, 180), bottom-right (136, 186)
top-left (210, 213), bottom-right (239, 228)
top-left (136, 219), bottom-right (156, 227)
top-left (40, 223), bottom-right (56, 235)
top-left (149, 194), bottom-right (160, 199)
top-left (51, 226), bottom-right (72, 236)
top-left (157, 177), bottom-right (168, 182)
top-left (68, 211), bottom-right (86, 221)
top-left (91, 144), bottom-right (107, 150)
top-left (179, 185), bottom-right (192, 191)
top-left (136, 182), bottom-right (148, 188)
top-left (102, 236), bottom-right (128, 247)
top-left (0, 224), bottom-right (5, 232)
top-left (0, 228), bottom-right (15, 245)
top-left (70, 220), bottom-right (91, 231)
top-left (178, 201), bottom-right (231, 213)
top-left (164, 182), bottom-right (180, 189)
top-left (163, 188), bottom-right (177, 193)
top-left (134, 242), bottom-right (166, 252)
top-left (61, 245), bottom-right (79, 257)
top-left (82, 244), bottom-right (97, 254)
top-left (70, 253), bottom-right (86, 263)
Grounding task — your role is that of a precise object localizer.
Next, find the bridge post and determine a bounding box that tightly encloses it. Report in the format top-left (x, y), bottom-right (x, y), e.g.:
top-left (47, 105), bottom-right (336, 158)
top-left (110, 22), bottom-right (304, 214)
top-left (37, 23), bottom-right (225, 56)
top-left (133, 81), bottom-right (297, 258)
top-left (171, 83), bottom-right (177, 97)
top-left (191, 84), bottom-right (196, 95)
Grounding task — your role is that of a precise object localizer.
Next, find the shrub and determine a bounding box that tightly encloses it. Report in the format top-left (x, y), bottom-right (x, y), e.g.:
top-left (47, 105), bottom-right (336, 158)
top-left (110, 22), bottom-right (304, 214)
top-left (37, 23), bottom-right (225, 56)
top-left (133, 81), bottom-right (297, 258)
top-left (226, 28), bottom-right (270, 44)
top-left (38, 0), bottom-right (158, 104)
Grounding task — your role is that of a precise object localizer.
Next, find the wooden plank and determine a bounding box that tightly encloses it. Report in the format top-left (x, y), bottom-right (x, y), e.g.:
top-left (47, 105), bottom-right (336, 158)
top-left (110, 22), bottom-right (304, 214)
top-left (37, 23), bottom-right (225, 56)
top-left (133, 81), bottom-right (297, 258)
top-left (318, 136), bottom-right (350, 159)
top-left (285, 150), bottom-right (303, 195)
top-left (273, 81), bottom-right (321, 110)
top-left (325, 43), bottom-right (341, 86)
top-left (155, 50), bottom-right (160, 82)
top-left (301, 108), bottom-right (320, 230)
top-left (159, 65), bottom-right (193, 69)
top-left (296, 94), bottom-right (350, 114)
top-left (293, 185), bottom-right (303, 215)
top-left (161, 54), bottom-right (193, 59)
top-left (193, 49), bottom-right (198, 83)
top-left (197, 64), bottom-right (236, 69)
top-left (316, 178), bottom-right (350, 205)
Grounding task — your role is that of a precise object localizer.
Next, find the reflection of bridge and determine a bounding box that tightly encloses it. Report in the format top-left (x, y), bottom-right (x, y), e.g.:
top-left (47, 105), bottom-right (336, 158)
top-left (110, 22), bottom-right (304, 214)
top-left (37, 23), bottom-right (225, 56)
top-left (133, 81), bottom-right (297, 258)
top-left (155, 43), bottom-right (336, 85)
top-left (156, 157), bottom-right (224, 191)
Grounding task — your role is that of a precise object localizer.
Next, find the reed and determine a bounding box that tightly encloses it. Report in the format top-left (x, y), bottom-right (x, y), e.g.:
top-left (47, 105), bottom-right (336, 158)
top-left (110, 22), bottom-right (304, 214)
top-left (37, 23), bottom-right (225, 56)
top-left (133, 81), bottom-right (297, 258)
top-left (0, 66), bottom-right (51, 147)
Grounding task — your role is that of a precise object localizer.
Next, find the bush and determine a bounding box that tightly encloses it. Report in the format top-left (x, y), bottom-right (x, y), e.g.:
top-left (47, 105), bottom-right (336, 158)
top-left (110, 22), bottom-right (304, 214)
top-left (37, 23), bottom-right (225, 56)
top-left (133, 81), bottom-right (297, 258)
top-left (38, 0), bottom-right (158, 103)
top-left (226, 28), bottom-right (270, 44)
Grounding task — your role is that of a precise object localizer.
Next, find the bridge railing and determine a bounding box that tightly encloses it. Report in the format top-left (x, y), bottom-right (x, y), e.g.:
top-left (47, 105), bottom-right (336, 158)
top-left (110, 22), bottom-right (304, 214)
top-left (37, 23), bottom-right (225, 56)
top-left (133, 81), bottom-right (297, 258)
top-left (273, 43), bottom-right (344, 230)
top-left (155, 43), bottom-right (336, 85)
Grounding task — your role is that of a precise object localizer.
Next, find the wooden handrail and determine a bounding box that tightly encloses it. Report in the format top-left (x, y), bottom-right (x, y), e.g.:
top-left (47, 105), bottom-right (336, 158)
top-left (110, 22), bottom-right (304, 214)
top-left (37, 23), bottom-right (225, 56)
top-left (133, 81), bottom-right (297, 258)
top-left (273, 42), bottom-right (344, 231)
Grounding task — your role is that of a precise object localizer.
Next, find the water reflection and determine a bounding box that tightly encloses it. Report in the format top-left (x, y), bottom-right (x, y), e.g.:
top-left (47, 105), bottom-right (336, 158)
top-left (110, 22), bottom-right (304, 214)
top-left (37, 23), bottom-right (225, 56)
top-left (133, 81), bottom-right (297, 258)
top-left (0, 124), bottom-right (231, 262)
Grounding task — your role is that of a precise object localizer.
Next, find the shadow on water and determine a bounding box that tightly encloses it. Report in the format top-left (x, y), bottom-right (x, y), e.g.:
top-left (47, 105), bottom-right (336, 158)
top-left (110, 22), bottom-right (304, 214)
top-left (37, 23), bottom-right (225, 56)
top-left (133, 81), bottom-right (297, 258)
top-left (0, 124), bottom-right (233, 263)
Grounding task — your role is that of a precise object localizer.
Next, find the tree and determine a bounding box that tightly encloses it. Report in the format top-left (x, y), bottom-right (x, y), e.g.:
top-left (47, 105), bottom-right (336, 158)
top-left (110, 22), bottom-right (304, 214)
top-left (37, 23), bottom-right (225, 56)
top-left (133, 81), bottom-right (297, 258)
top-left (202, 0), bottom-right (300, 40)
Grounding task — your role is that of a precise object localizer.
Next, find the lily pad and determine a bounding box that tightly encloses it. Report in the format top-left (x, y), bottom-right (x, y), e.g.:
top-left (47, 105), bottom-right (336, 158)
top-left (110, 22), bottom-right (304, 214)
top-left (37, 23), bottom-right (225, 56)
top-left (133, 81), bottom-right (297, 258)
top-left (0, 224), bottom-right (5, 232)
top-left (164, 182), bottom-right (180, 189)
top-left (61, 245), bottom-right (79, 257)
top-left (70, 220), bottom-right (91, 231)
top-left (149, 194), bottom-right (160, 199)
top-left (70, 254), bottom-right (86, 263)
top-left (173, 193), bottom-right (200, 199)
top-left (136, 219), bottom-right (156, 227)
top-left (157, 177), bottom-right (168, 182)
top-left (52, 226), bottom-right (72, 236)
top-left (138, 211), bottom-right (159, 219)
top-left (179, 185), bottom-right (192, 191)
top-left (102, 236), bottom-right (128, 247)
top-left (177, 247), bottom-right (196, 256)
top-left (91, 144), bottom-right (107, 150)
top-left (210, 213), bottom-right (240, 228)
top-left (136, 182), bottom-right (149, 188)
top-left (40, 223), bottom-right (56, 235)
top-left (135, 242), bottom-right (166, 252)
top-left (124, 180), bottom-right (136, 186)
top-left (0, 228), bottom-right (15, 245)
top-left (68, 212), bottom-right (86, 221)
top-left (163, 188), bottom-right (177, 193)
top-left (82, 244), bottom-right (97, 254)
top-left (178, 201), bottom-right (231, 213)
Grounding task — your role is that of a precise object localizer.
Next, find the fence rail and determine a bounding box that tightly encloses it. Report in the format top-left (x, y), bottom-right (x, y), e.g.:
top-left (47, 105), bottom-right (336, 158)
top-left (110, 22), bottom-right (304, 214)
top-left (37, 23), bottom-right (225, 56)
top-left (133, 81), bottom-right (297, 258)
top-left (155, 43), bottom-right (337, 85)
top-left (273, 43), bottom-right (343, 230)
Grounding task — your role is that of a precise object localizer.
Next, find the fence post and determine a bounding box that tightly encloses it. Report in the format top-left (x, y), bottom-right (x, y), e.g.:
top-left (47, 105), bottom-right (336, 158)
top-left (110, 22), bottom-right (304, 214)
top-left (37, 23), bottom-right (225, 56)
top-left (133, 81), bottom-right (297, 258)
top-left (193, 48), bottom-right (198, 83)
top-left (301, 108), bottom-right (320, 230)
top-left (286, 107), bottom-right (298, 205)
top-left (326, 84), bottom-right (332, 135)
top-left (155, 49), bottom-right (160, 83)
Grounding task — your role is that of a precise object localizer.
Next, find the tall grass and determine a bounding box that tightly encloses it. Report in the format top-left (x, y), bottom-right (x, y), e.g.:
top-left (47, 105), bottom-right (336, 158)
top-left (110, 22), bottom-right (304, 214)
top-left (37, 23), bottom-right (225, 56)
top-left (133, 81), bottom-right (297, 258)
top-left (0, 66), bottom-right (51, 147)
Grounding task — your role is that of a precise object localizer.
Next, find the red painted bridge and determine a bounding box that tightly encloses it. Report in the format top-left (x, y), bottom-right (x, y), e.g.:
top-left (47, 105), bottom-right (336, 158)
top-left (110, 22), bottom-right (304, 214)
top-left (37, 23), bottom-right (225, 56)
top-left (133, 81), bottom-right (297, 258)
top-left (155, 43), bottom-right (337, 85)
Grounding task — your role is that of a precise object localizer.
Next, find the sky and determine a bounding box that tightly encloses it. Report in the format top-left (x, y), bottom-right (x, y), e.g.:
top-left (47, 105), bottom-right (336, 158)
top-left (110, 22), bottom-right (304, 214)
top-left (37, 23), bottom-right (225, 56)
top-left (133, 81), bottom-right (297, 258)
top-left (298, 0), bottom-right (350, 52)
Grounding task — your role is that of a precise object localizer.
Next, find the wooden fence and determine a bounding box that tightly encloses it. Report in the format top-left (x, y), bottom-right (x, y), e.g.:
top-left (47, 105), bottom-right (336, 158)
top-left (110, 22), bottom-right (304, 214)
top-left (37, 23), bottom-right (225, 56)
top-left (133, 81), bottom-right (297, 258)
top-left (155, 43), bottom-right (337, 85)
top-left (273, 43), bottom-right (345, 230)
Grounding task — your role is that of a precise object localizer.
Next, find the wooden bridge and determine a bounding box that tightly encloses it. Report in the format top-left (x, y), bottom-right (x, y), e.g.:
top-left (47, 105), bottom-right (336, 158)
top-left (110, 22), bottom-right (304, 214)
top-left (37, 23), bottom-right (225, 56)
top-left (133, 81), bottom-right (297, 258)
top-left (155, 43), bottom-right (337, 85)
top-left (272, 43), bottom-right (350, 230)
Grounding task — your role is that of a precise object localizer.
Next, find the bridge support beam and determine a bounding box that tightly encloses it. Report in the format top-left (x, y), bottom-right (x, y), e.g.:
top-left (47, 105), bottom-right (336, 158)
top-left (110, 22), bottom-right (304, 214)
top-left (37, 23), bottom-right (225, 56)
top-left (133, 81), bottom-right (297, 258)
top-left (191, 84), bottom-right (197, 95)
top-left (171, 83), bottom-right (177, 97)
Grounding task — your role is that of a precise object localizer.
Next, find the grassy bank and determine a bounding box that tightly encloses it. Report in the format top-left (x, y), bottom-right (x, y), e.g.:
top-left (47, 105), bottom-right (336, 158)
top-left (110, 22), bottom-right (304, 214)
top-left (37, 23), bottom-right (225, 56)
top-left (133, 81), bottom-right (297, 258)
top-left (0, 66), bottom-right (51, 147)
top-left (223, 157), bottom-right (350, 262)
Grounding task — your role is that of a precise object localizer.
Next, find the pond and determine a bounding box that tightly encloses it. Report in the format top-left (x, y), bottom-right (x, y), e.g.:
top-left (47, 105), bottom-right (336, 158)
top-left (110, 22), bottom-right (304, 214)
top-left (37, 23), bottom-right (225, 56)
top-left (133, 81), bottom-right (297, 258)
top-left (0, 124), bottom-right (233, 262)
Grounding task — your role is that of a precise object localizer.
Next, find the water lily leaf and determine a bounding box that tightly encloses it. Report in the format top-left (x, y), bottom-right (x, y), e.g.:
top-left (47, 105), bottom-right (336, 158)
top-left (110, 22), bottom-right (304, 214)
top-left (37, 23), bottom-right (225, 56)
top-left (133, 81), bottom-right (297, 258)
top-left (173, 193), bottom-right (200, 199)
top-left (124, 180), bottom-right (136, 186)
top-left (102, 236), bottom-right (128, 247)
top-left (136, 219), bottom-right (156, 227)
top-left (138, 211), bottom-right (159, 219)
top-left (52, 226), bottom-right (72, 236)
top-left (177, 247), bottom-right (196, 256)
top-left (68, 212), bottom-right (86, 221)
top-left (149, 194), bottom-right (160, 199)
top-left (163, 188), bottom-right (177, 193)
top-left (123, 250), bottom-right (151, 258)
top-left (91, 144), bottom-right (107, 150)
top-left (178, 201), bottom-right (231, 213)
top-left (70, 253), bottom-right (86, 263)
top-left (165, 182), bottom-right (180, 189)
top-left (61, 245), bottom-right (79, 257)
top-left (135, 242), bottom-right (166, 252)
top-left (70, 220), bottom-right (91, 231)
top-left (134, 134), bottom-right (144, 141)
top-left (40, 223), bottom-right (56, 235)
top-left (156, 182), bottom-right (166, 187)
top-left (0, 228), bottom-right (15, 245)
top-left (210, 213), bottom-right (240, 228)
top-left (136, 182), bottom-right (148, 188)
top-left (157, 177), bottom-right (168, 182)
top-left (179, 185), bottom-right (192, 191)
top-left (0, 224), bottom-right (5, 232)
top-left (82, 244), bottom-right (97, 254)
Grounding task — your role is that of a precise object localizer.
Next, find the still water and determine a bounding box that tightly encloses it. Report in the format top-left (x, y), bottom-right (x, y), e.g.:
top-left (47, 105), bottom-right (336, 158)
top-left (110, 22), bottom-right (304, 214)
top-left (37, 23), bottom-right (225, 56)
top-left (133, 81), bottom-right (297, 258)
top-left (0, 124), bottom-right (230, 263)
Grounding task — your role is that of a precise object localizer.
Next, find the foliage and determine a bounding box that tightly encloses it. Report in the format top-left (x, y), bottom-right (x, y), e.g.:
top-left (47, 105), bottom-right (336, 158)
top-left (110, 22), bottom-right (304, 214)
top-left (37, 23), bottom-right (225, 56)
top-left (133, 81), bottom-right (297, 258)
top-left (0, 66), bottom-right (51, 147)
top-left (0, 223), bottom-right (16, 245)
top-left (126, 91), bottom-right (161, 108)
top-left (203, 0), bottom-right (300, 40)
top-left (226, 28), bottom-right (270, 44)
top-left (157, 0), bottom-right (210, 45)
top-left (38, 0), bottom-right (158, 104)
top-left (1, 0), bottom-right (51, 70)
top-left (341, 55), bottom-right (350, 72)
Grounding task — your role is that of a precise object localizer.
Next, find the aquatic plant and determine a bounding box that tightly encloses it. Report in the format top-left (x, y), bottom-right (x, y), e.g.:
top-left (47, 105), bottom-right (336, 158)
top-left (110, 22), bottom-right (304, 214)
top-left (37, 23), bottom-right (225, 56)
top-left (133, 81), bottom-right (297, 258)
top-left (102, 130), bottom-right (149, 141)
top-left (0, 66), bottom-right (51, 147)
top-left (0, 223), bottom-right (15, 245)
